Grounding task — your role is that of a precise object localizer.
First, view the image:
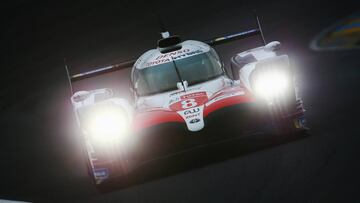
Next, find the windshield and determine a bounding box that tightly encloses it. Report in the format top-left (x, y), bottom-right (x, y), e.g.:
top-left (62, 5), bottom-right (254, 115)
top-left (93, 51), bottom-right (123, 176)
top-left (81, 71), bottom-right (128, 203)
top-left (135, 50), bottom-right (223, 96)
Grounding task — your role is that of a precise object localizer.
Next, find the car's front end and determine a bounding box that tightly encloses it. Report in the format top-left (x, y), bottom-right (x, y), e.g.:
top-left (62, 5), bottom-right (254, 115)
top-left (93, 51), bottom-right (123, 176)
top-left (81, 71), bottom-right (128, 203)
top-left (70, 39), bottom-right (306, 187)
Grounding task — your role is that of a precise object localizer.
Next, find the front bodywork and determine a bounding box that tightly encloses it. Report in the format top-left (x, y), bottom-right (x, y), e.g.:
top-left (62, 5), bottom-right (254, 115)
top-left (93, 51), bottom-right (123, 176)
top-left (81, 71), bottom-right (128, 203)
top-left (71, 40), bottom-right (306, 185)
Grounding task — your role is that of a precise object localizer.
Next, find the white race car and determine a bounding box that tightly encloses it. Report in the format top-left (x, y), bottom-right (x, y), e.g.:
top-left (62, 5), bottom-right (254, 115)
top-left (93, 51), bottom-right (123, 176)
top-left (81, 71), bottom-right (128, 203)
top-left (67, 15), bottom-right (307, 187)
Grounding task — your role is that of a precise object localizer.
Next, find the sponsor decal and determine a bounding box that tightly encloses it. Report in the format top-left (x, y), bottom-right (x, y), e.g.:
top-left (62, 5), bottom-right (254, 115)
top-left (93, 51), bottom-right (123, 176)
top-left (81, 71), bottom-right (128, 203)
top-left (146, 58), bottom-right (171, 67)
top-left (145, 49), bottom-right (205, 67)
top-left (184, 107), bottom-right (200, 115)
top-left (180, 92), bottom-right (207, 100)
top-left (177, 105), bottom-right (205, 132)
top-left (94, 168), bottom-right (109, 179)
top-left (190, 118), bottom-right (201, 124)
top-left (184, 107), bottom-right (201, 119)
top-left (155, 49), bottom-right (191, 60)
top-left (185, 113), bottom-right (200, 119)
top-left (172, 50), bottom-right (203, 60)
top-left (298, 116), bottom-right (306, 128)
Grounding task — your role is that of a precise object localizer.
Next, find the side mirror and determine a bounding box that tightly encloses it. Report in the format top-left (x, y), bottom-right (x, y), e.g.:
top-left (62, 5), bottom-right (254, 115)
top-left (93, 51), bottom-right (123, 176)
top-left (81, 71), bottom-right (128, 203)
top-left (264, 41), bottom-right (281, 52)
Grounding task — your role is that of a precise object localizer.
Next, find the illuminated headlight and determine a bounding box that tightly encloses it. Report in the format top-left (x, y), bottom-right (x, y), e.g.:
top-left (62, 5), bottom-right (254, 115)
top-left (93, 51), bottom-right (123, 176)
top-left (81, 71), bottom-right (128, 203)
top-left (85, 106), bottom-right (130, 143)
top-left (253, 70), bottom-right (289, 99)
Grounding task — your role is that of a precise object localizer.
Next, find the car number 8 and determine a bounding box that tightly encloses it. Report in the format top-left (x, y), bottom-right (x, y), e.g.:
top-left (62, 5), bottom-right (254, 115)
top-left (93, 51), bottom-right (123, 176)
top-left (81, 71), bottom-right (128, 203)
top-left (181, 99), bottom-right (197, 109)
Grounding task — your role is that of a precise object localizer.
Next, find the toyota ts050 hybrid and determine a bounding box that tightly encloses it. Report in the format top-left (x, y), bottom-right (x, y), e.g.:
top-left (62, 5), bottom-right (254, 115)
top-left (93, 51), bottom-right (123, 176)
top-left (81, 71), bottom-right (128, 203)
top-left (66, 14), bottom-right (307, 187)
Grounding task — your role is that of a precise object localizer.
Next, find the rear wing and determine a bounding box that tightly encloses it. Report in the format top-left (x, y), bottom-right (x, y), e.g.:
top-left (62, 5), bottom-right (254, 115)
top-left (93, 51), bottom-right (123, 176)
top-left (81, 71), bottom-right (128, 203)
top-left (66, 11), bottom-right (266, 86)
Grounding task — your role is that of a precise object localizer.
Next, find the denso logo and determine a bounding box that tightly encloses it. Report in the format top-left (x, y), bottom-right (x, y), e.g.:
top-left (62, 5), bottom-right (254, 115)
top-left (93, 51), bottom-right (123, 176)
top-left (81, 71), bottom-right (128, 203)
top-left (184, 108), bottom-right (200, 115)
top-left (155, 49), bottom-right (191, 60)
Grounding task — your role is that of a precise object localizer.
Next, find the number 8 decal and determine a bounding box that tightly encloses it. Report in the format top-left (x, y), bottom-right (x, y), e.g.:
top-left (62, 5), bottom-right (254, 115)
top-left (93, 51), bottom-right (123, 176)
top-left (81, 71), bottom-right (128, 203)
top-left (181, 99), bottom-right (197, 109)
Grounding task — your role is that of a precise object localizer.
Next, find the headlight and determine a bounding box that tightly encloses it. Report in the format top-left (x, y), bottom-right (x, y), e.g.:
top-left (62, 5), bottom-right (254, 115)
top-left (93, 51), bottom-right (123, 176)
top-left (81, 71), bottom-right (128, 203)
top-left (253, 69), bottom-right (289, 99)
top-left (85, 105), bottom-right (130, 143)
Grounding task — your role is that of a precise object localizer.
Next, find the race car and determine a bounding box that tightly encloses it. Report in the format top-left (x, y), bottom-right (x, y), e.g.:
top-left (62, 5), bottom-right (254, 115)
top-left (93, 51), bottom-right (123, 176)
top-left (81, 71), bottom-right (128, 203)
top-left (67, 14), bottom-right (307, 187)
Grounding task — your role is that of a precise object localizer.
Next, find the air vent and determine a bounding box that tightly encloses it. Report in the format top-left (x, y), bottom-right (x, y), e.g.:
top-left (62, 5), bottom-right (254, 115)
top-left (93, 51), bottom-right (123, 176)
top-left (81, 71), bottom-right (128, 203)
top-left (157, 35), bottom-right (182, 53)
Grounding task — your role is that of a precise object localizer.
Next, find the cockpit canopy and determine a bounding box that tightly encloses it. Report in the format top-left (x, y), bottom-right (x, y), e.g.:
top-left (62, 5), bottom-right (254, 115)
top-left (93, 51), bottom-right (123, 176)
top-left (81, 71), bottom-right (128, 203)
top-left (132, 47), bottom-right (223, 96)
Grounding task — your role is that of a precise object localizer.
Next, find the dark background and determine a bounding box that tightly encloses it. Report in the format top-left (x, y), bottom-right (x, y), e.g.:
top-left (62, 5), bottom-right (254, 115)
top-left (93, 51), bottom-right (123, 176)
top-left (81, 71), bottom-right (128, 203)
top-left (0, 0), bottom-right (359, 202)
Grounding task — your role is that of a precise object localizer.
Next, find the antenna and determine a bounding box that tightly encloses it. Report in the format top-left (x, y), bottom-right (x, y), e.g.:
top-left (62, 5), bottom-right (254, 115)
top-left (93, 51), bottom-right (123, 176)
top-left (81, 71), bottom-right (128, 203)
top-left (64, 58), bottom-right (74, 95)
top-left (157, 14), bottom-right (170, 38)
top-left (253, 10), bottom-right (266, 45)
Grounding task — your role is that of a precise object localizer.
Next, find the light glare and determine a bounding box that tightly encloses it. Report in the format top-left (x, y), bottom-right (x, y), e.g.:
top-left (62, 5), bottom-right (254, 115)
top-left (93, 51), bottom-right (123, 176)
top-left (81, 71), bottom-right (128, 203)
top-left (254, 70), bottom-right (288, 99)
top-left (87, 107), bottom-right (130, 143)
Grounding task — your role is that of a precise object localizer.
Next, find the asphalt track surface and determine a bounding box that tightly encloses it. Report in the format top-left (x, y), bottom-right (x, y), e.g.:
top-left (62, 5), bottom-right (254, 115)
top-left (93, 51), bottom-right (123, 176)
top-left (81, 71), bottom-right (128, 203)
top-left (0, 0), bottom-right (359, 202)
